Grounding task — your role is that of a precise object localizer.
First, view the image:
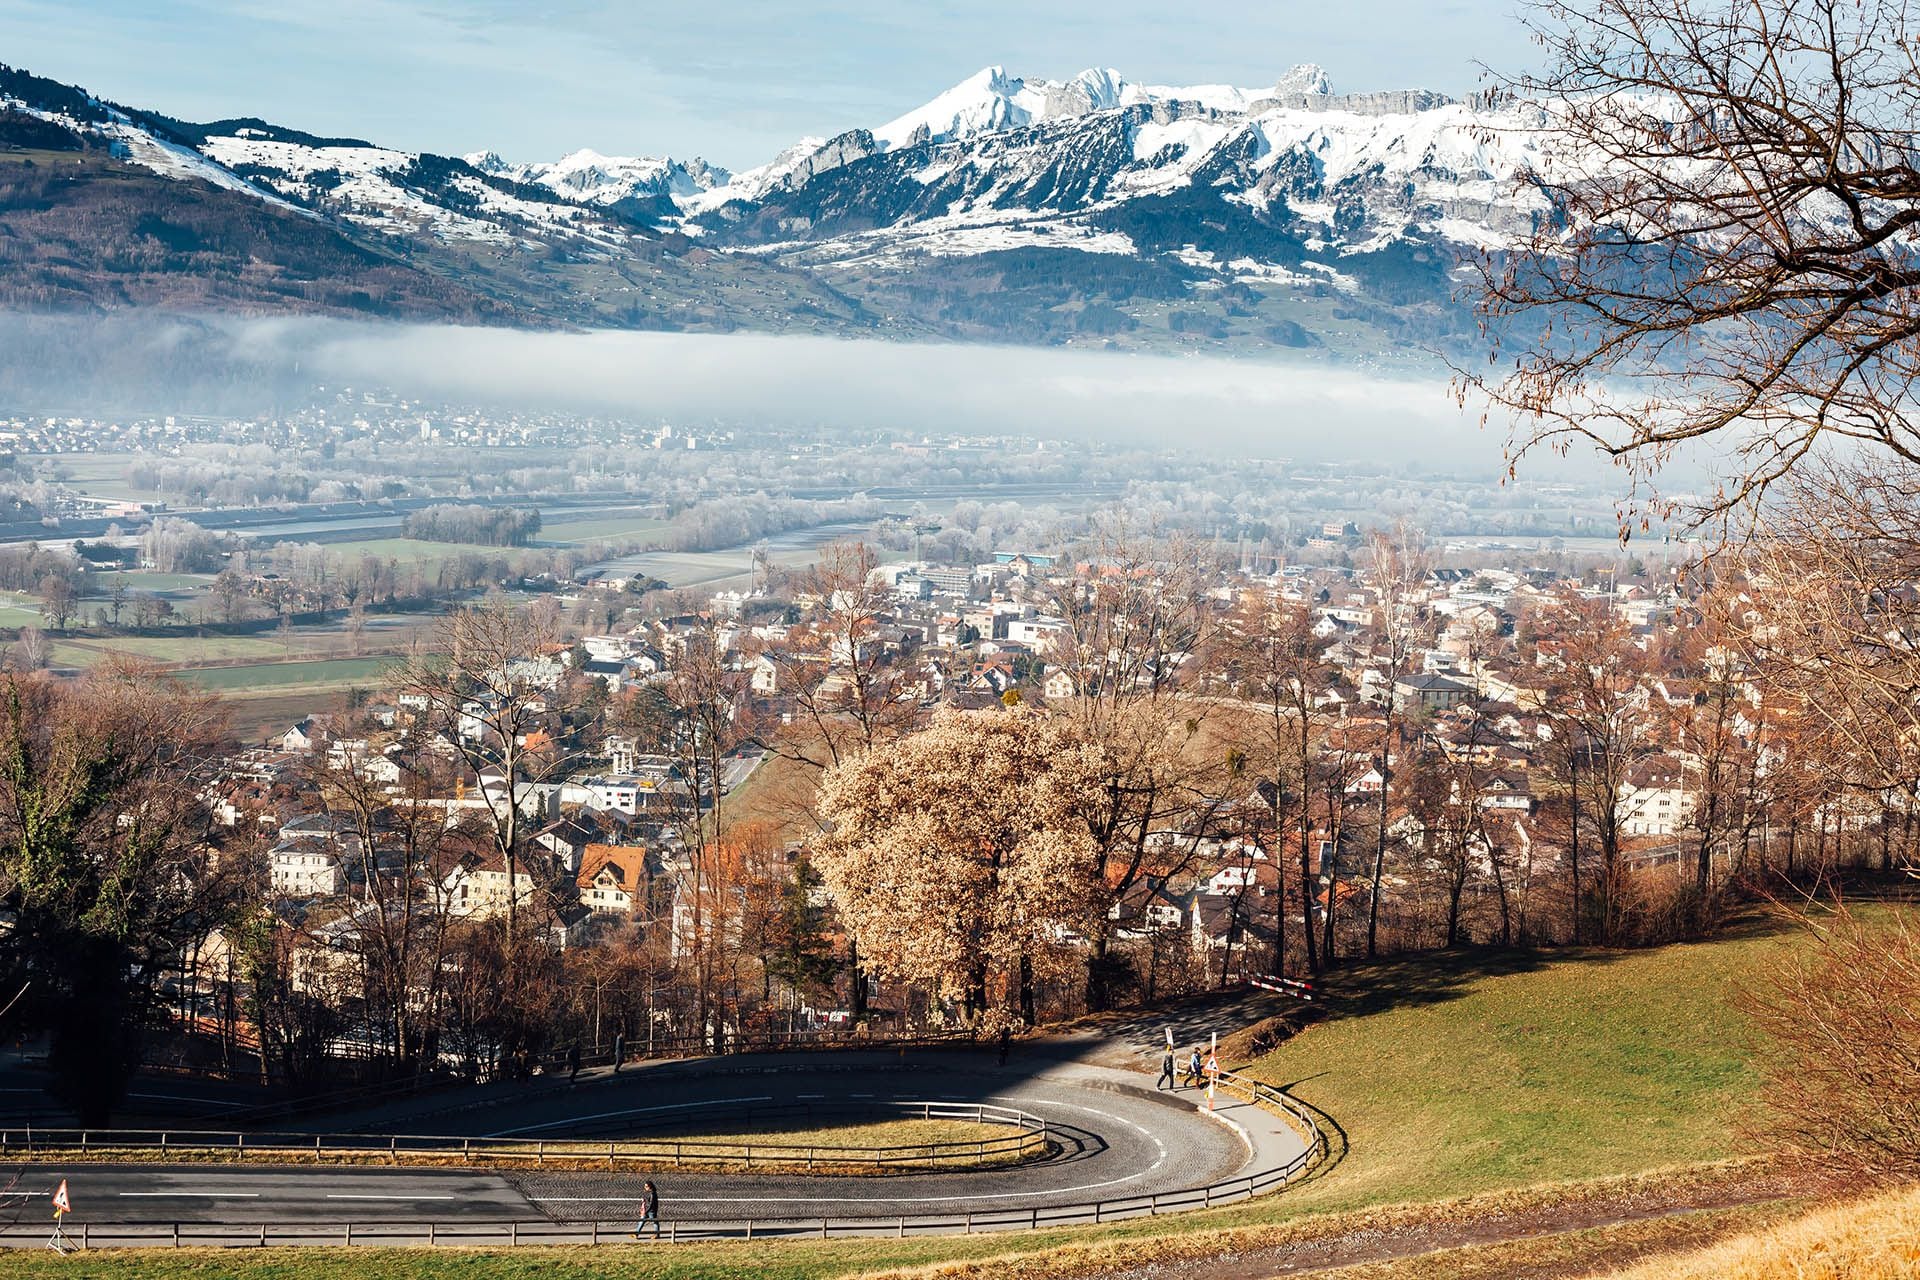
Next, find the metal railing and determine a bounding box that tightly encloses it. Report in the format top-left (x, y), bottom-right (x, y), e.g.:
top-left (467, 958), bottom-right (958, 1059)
top-left (0, 1077), bottom-right (1330, 1249)
top-left (0, 1101), bottom-right (1049, 1173)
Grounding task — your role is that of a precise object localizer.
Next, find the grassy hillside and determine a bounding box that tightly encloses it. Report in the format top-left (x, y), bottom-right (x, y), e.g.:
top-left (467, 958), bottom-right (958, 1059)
top-left (1245, 921), bottom-right (1793, 1215)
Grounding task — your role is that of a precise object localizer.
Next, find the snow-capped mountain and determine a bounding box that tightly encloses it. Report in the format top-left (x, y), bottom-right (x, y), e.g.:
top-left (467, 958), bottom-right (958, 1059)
top-left (680, 63), bottom-right (1539, 265)
top-left (0, 56), bottom-right (1560, 354)
top-left (465, 149), bottom-right (730, 217)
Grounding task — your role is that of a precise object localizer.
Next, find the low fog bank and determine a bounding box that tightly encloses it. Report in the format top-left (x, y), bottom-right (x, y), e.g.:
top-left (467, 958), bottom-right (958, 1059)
top-left (0, 312), bottom-right (1600, 477)
top-left (302, 323), bottom-right (1505, 467)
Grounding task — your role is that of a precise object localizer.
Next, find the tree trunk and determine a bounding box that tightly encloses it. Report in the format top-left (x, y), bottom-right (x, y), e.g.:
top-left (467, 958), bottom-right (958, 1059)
top-left (1321, 788), bottom-right (1340, 967)
top-left (1368, 724), bottom-right (1392, 959)
top-left (1568, 750), bottom-right (1582, 945)
top-left (847, 937), bottom-right (868, 1022)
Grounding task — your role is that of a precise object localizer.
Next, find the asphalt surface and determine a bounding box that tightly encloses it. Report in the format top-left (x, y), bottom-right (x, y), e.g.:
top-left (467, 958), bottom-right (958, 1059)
top-left (0, 1046), bottom-right (1312, 1241)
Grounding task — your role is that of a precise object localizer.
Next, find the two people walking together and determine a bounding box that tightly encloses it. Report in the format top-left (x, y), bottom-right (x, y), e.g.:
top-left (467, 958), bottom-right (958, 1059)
top-left (1157, 1044), bottom-right (1207, 1090)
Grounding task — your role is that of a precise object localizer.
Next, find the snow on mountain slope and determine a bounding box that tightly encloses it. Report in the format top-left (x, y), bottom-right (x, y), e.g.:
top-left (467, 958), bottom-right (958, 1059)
top-left (467, 148), bottom-right (730, 209)
top-left (679, 64), bottom-right (1553, 287)
top-left (0, 91), bottom-right (308, 212)
top-left (873, 65), bottom-right (1127, 149)
top-left (198, 133), bottom-right (628, 245)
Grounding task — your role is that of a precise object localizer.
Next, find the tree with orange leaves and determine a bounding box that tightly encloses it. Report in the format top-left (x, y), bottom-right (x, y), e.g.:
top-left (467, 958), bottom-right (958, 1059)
top-left (814, 708), bottom-right (1104, 1029)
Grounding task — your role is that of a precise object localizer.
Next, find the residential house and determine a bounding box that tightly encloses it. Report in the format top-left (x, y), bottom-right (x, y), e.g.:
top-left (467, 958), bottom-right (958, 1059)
top-left (577, 844), bottom-right (652, 916)
top-left (1617, 755), bottom-right (1696, 837)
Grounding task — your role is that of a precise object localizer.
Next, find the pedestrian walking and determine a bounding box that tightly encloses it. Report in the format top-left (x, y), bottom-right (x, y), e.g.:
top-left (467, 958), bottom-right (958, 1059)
top-left (1157, 1047), bottom-right (1177, 1091)
top-left (612, 1032), bottom-right (625, 1074)
top-left (996, 1026), bottom-right (1011, 1066)
top-left (1185, 1046), bottom-right (1204, 1089)
top-left (567, 1043), bottom-right (582, 1082)
top-left (633, 1180), bottom-right (661, 1239)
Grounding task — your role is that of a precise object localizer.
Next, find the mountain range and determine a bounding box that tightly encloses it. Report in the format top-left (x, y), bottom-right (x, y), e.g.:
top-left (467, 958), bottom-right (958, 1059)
top-left (0, 59), bottom-right (1553, 359)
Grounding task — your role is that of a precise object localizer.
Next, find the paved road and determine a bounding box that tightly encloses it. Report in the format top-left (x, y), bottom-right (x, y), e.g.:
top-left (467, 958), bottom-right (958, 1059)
top-left (0, 1047), bottom-right (1313, 1244)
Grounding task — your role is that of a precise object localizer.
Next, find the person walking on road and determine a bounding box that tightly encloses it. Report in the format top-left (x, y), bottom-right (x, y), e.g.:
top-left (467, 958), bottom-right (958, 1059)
top-left (567, 1043), bottom-right (582, 1082)
top-left (1157, 1046), bottom-right (1177, 1090)
top-left (996, 1026), bottom-right (1011, 1066)
top-left (633, 1180), bottom-right (661, 1239)
top-left (1185, 1046), bottom-right (1204, 1089)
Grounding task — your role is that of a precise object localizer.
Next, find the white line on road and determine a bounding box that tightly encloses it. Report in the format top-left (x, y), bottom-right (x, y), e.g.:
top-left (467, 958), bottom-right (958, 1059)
top-left (533, 1097), bottom-right (1187, 1208)
top-left (325, 1194), bottom-right (458, 1201)
top-left (117, 1192), bottom-right (260, 1198)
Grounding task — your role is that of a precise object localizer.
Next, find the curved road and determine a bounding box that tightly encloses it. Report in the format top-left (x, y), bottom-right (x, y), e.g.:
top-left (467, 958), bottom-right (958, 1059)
top-left (0, 1047), bottom-right (1313, 1244)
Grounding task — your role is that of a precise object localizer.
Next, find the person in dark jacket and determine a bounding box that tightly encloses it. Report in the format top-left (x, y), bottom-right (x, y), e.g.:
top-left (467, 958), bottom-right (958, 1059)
top-left (1157, 1047), bottom-right (1177, 1090)
top-left (633, 1181), bottom-right (660, 1238)
top-left (567, 1043), bottom-right (582, 1082)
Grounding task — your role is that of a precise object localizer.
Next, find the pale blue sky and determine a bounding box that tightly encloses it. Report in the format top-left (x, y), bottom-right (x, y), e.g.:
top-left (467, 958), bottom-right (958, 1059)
top-left (0, 1), bottom-right (1531, 168)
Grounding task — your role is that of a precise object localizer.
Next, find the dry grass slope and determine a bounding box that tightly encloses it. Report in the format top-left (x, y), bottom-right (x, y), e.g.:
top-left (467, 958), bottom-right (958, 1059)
top-left (1592, 1182), bottom-right (1920, 1280)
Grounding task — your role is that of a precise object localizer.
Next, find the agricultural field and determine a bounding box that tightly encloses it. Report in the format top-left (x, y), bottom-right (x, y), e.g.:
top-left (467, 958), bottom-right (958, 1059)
top-left (538, 511), bottom-right (672, 544)
top-left (53, 634), bottom-right (307, 667)
top-left (0, 591), bottom-right (43, 627)
top-left (89, 571), bottom-right (216, 593)
top-left (312, 536), bottom-right (523, 565)
top-left (175, 656), bottom-right (395, 691)
top-left (28, 452), bottom-right (165, 502)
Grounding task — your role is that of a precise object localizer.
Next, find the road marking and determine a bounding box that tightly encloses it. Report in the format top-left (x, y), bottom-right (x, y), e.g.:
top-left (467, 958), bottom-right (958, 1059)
top-left (486, 1095), bottom-right (772, 1137)
top-left (118, 1192), bottom-right (260, 1198)
top-left (531, 1093), bottom-right (1216, 1209)
top-left (326, 1194), bottom-right (458, 1201)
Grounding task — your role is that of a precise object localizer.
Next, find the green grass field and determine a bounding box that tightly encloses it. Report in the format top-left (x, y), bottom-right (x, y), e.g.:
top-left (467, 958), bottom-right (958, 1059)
top-left (0, 919), bottom-right (1819, 1279)
top-left (176, 656), bottom-right (394, 691)
top-left (1240, 924), bottom-right (1787, 1216)
top-left (89, 571), bottom-right (216, 593)
top-left (0, 591), bottom-right (42, 627)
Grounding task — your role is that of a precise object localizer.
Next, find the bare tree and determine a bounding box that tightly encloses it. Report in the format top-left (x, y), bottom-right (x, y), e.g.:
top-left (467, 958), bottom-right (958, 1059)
top-left (1465, 0), bottom-right (1920, 518)
top-left (1744, 903), bottom-right (1920, 1181)
top-left (1532, 591), bottom-right (1653, 942)
top-left (1045, 528), bottom-right (1229, 1009)
top-left (1224, 588), bottom-right (1332, 975)
top-left (300, 727), bottom-right (459, 1076)
top-left (1364, 522), bottom-right (1432, 957)
top-left (394, 603), bottom-right (568, 948)
top-left (769, 540), bottom-right (916, 771)
top-left (9, 627), bottom-right (48, 672)
top-left (657, 618), bottom-right (750, 1041)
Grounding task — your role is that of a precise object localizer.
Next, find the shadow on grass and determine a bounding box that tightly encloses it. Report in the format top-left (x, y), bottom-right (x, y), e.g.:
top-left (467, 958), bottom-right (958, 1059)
top-left (1306, 904), bottom-right (1818, 1030)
